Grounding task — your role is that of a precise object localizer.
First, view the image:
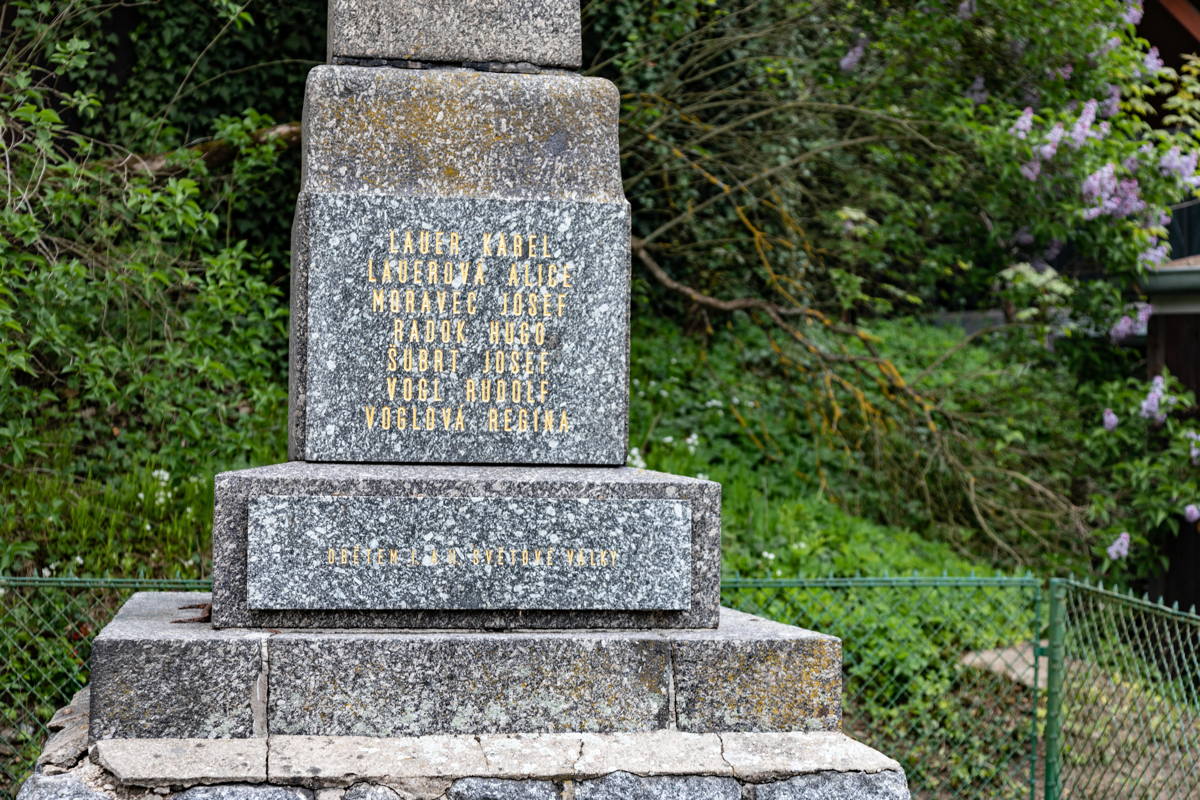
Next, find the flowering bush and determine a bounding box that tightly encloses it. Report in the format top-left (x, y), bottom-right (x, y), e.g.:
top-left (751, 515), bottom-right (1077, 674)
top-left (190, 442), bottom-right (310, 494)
top-left (1083, 372), bottom-right (1200, 578)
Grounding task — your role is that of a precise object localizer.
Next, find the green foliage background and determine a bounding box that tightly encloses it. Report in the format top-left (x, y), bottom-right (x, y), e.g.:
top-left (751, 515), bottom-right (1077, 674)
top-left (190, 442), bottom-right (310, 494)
top-left (1, 0), bottom-right (1198, 586)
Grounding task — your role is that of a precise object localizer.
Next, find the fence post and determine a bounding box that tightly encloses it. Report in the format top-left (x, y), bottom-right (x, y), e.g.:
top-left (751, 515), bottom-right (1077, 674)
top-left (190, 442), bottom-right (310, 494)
top-left (1043, 579), bottom-right (1067, 800)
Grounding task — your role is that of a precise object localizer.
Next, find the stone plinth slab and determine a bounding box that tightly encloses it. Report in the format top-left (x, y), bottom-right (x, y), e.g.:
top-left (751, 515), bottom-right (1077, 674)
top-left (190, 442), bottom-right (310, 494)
top-left (247, 495), bottom-right (690, 611)
top-left (327, 1), bottom-right (582, 68)
top-left (95, 739), bottom-right (267, 787)
top-left (88, 593), bottom-right (268, 741)
top-left (212, 463), bottom-right (720, 629)
top-left (299, 67), bottom-right (620, 203)
top-left (289, 194), bottom-right (629, 466)
top-left (88, 595), bottom-right (838, 740)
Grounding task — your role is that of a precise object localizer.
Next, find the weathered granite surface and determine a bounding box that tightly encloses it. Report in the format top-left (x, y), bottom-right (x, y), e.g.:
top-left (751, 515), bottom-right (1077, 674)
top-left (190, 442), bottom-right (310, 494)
top-left (87, 596), bottom-right (838, 739)
top-left (300, 68), bottom-right (621, 203)
top-left (212, 463), bottom-right (721, 629)
top-left (175, 788), bottom-right (312, 800)
top-left (672, 615), bottom-right (843, 733)
top-left (574, 772), bottom-right (739, 800)
top-left (88, 593), bottom-right (268, 741)
top-left (447, 779), bottom-right (558, 800)
top-left (326, 1), bottom-right (581, 68)
top-left (755, 772), bottom-right (911, 800)
top-left (16, 772), bottom-right (108, 800)
top-left (246, 495), bottom-right (690, 611)
top-left (268, 632), bottom-right (670, 736)
top-left (290, 193), bottom-right (630, 466)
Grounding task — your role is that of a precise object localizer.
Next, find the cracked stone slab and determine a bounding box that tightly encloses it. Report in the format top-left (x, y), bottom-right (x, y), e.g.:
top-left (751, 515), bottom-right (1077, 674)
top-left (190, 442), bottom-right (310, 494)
top-left (212, 463), bottom-right (721, 630)
top-left (88, 593), bottom-right (269, 741)
top-left (94, 739), bottom-right (268, 787)
top-left (327, 1), bottom-right (581, 68)
top-left (266, 732), bottom-right (890, 786)
top-left (300, 67), bottom-right (620, 203)
top-left (48, 688), bottom-right (89, 732)
top-left (755, 771), bottom-right (911, 800)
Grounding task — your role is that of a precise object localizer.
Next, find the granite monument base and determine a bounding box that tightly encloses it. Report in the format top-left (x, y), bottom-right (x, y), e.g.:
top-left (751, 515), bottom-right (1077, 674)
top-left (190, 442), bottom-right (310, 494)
top-left (212, 463), bottom-right (721, 629)
top-left (89, 594), bottom-right (841, 741)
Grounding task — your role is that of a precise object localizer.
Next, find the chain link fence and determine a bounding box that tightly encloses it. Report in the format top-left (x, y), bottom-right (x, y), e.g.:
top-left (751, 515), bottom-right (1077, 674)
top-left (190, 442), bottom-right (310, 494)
top-left (2, 575), bottom-right (1197, 800)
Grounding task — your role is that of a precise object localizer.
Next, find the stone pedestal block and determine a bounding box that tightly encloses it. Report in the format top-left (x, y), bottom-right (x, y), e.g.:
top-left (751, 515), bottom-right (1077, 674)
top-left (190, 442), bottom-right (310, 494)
top-left (289, 66), bottom-right (630, 466)
top-left (211, 462), bottom-right (721, 629)
top-left (327, 1), bottom-right (582, 68)
top-left (88, 594), bottom-right (841, 741)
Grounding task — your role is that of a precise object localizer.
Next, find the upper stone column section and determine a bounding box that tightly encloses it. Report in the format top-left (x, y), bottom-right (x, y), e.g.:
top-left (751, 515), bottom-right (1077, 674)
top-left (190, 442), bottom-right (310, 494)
top-left (327, 0), bottom-right (583, 68)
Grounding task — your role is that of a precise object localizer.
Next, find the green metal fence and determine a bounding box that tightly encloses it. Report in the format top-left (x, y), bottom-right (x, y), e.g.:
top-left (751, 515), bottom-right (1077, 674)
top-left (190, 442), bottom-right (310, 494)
top-left (2, 576), bottom-right (1197, 800)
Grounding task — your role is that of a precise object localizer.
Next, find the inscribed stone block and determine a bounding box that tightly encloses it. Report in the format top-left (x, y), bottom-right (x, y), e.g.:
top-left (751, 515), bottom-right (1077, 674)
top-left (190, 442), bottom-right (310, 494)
top-left (245, 495), bottom-right (691, 611)
top-left (211, 462), bottom-right (721, 629)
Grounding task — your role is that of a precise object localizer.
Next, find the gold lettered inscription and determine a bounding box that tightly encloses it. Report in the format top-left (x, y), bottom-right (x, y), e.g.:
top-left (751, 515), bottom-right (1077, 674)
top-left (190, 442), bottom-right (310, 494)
top-left (324, 545), bottom-right (619, 568)
top-left (363, 228), bottom-right (578, 436)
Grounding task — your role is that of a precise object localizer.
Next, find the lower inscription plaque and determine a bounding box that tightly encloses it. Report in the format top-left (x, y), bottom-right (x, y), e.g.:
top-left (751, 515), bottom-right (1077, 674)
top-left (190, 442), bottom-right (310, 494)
top-left (246, 495), bottom-right (691, 610)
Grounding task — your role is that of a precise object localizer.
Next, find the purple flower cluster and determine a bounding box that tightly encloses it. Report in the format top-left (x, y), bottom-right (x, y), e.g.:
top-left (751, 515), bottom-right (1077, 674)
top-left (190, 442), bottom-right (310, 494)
top-left (1095, 37), bottom-right (1121, 60)
top-left (1110, 315), bottom-right (1134, 343)
top-left (1009, 107), bottom-right (1034, 140)
top-left (1136, 303), bottom-right (1153, 328)
top-left (1140, 375), bottom-right (1170, 422)
top-left (1144, 47), bottom-right (1164, 74)
top-left (1081, 163), bottom-right (1145, 220)
top-left (1160, 147), bottom-right (1200, 185)
top-left (1139, 241), bottom-right (1170, 268)
top-left (1039, 124), bottom-right (1066, 160)
top-left (1106, 532), bottom-right (1131, 559)
top-left (1020, 160), bottom-right (1041, 181)
top-left (956, 0), bottom-right (976, 20)
top-left (1044, 240), bottom-right (1063, 261)
top-left (1187, 431), bottom-right (1200, 465)
top-left (840, 39), bottom-right (867, 73)
top-left (1123, 1), bottom-right (1143, 25)
top-left (1101, 84), bottom-right (1121, 118)
top-left (1103, 408), bottom-right (1119, 431)
top-left (1070, 99), bottom-right (1099, 148)
top-left (1186, 504), bottom-right (1200, 524)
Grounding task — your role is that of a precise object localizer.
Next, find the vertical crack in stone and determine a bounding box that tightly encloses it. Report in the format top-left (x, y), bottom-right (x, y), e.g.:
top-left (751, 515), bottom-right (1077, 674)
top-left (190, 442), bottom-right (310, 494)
top-left (716, 733), bottom-right (737, 779)
top-left (666, 642), bottom-right (677, 730)
top-left (253, 637), bottom-right (270, 738)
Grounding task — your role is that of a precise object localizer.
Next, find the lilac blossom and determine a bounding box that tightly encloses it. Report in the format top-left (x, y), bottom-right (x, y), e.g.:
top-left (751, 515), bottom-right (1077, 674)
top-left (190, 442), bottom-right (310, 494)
top-left (1014, 227), bottom-right (1034, 245)
top-left (1187, 432), bottom-right (1200, 465)
top-left (1039, 124), bottom-right (1066, 160)
top-left (1135, 302), bottom-right (1153, 328)
top-left (1101, 84), bottom-right (1121, 117)
top-left (1144, 47), bottom-right (1164, 74)
top-left (1185, 504), bottom-right (1200, 524)
top-left (1123, 1), bottom-right (1143, 25)
top-left (1009, 107), bottom-right (1034, 139)
top-left (1057, 64), bottom-right (1075, 81)
top-left (1081, 163), bottom-right (1145, 220)
top-left (1140, 375), bottom-right (1168, 422)
top-left (956, 0), bottom-right (976, 20)
top-left (1020, 159), bottom-right (1041, 181)
top-left (966, 75), bottom-right (988, 104)
top-left (1110, 314), bottom-right (1135, 343)
top-left (1106, 532), bottom-right (1131, 559)
top-left (1140, 242), bottom-right (1170, 268)
top-left (1070, 99), bottom-right (1098, 148)
top-left (1044, 240), bottom-right (1063, 261)
top-left (1103, 408), bottom-right (1119, 431)
top-left (1096, 37), bottom-right (1122, 59)
top-left (1160, 147), bottom-right (1200, 185)
top-left (840, 39), bottom-right (867, 73)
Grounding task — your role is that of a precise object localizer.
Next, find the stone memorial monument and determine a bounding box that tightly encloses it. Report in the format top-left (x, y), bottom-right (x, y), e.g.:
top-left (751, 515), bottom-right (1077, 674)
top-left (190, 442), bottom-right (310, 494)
top-left (19, 3), bottom-right (910, 799)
